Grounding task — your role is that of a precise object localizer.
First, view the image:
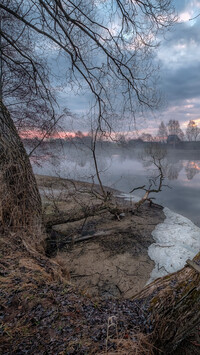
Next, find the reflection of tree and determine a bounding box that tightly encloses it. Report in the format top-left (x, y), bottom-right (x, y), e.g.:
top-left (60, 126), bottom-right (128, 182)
top-left (140, 145), bottom-right (183, 181)
top-left (140, 144), bottom-right (167, 176)
top-left (141, 149), bottom-right (183, 181)
top-left (78, 156), bottom-right (87, 168)
top-left (131, 144), bottom-right (167, 209)
top-left (141, 148), bottom-right (200, 181)
top-left (164, 162), bottom-right (183, 180)
top-left (185, 161), bottom-right (200, 180)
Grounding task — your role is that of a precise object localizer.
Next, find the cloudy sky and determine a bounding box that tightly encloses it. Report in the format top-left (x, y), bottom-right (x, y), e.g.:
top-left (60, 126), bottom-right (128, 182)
top-left (54, 0), bottom-right (200, 136)
top-left (151, 0), bottom-right (200, 134)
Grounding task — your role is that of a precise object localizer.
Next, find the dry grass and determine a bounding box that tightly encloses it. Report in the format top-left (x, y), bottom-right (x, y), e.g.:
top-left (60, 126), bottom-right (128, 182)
top-left (98, 315), bottom-right (157, 355)
top-left (102, 332), bottom-right (156, 354)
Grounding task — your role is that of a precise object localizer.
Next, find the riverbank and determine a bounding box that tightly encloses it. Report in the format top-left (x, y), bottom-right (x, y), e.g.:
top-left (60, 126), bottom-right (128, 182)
top-left (37, 174), bottom-right (165, 298)
top-left (0, 174), bottom-right (199, 354)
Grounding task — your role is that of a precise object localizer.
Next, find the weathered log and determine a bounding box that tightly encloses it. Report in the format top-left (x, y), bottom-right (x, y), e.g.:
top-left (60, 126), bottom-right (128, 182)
top-left (44, 199), bottom-right (125, 228)
top-left (133, 251), bottom-right (200, 353)
top-left (44, 206), bottom-right (108, 228)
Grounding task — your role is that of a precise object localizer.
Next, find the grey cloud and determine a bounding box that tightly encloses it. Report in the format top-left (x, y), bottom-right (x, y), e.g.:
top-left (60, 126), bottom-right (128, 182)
top-left (161, 64), bottom-right (200, 103)
top-left (164, 20), bottom-right (200, 46)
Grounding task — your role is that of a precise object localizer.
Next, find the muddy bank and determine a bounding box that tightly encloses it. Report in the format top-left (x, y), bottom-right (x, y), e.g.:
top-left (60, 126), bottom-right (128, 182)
top-left (36, 174), bottom-right (165, 298)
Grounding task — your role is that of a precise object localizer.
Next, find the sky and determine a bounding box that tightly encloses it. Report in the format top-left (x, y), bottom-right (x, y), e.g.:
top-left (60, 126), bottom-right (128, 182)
top-left (147, 0), bottom-right (200, 135)
top-left (53, 0), bottom-right (200, 137)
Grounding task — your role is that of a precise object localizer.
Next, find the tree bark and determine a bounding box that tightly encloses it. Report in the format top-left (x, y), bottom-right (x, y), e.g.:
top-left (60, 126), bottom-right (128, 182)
top-left (0, 101), bottom-right (42, 242)
top-left (133, 251), bottom-right (200, 353)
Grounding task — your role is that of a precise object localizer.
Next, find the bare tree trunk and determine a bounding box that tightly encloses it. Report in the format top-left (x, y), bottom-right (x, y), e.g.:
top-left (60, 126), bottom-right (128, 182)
top-left (0, 101), bottom-right (42, 240)
top-left (133, 252), bottom-right (200, 353)
top-left (0, 15), bottom-right (3, 100)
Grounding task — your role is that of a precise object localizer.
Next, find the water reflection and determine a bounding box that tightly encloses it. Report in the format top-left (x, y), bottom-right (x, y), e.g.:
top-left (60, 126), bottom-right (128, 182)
top-left (163, 159), bottom-right (200, 182)
top-left (185, 161), bottom-right (200, 180)
top-left (138, 146), bottom-right (200, 182)
top-left (30, 142), bottom-right (200, 226)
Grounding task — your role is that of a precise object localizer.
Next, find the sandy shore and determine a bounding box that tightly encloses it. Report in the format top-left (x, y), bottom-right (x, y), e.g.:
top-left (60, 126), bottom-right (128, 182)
top-left (36, 174), bottom-right (165, 298)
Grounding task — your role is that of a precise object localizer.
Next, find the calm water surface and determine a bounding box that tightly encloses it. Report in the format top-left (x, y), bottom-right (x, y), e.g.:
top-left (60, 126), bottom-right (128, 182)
top-left (32, 144), bottom-right (200, 226)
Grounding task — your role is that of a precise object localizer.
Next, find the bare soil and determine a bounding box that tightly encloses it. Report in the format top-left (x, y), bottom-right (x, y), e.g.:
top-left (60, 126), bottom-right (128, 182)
top-left (36, 174), bottom-right (164, 299)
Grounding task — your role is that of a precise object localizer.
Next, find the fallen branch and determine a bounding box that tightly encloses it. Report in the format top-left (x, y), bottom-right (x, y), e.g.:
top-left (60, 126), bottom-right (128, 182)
top-left (73, 230), bottom-right (111, 243)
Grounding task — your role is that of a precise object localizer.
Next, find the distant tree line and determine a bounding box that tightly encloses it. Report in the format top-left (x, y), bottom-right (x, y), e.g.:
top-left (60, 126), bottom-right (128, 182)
top-left (41, 119), bottom-right (199, 144)
top-left (140, 119), bottom-right (200, 142)
top-left (157, 120), bottom-right (200, 142)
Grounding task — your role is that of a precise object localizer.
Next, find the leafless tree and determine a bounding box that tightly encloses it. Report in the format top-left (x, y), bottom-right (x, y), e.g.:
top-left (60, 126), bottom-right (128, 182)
top-left (186, 120), bottom-right (200, 141)
top-left (157, 121), bottom-right (168, 142)
top-left (0, 1), bottom-right (177, 244)
top-left (0, 1), bottom-right (61, 236)
top-left (167, 119), bottom-right (184, 140)
top-left (0, 2), bottom-right (176, 234)
top-left (1, 1), bottom-right (176, 128)
top-left (0, 2), bottom-right (58, 133)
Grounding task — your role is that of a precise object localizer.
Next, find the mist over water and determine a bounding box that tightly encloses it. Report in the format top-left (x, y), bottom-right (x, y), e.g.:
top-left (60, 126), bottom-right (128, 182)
top-left (32, 142), bottom-right (200, 227)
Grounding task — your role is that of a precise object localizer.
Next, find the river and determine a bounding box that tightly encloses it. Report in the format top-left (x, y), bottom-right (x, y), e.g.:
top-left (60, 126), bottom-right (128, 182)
top-left (31, 142), bottom-right (200, 226)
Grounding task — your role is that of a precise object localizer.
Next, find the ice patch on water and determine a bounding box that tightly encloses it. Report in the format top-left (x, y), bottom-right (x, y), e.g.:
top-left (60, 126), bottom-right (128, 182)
top-left (148, 207), bottom-right (200, 283)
